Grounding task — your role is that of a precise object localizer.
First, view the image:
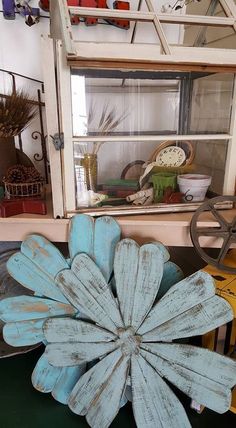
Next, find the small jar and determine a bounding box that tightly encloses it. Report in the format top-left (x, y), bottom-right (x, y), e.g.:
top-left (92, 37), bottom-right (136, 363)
top-left (81, 153), bottom-right (97, 192)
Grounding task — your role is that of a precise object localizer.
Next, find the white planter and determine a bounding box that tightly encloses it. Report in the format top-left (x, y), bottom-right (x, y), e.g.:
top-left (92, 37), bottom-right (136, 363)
top-left (177, 174), bottom-right (212, 202)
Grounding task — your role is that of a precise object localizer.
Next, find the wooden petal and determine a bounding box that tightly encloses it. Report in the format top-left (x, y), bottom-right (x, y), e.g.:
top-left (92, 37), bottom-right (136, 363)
top-left (143, 295), bottom-right (233, 341)
top-left (44, 318), bottom-right (116, 343)
top-left (32, 354), bottom-right (61, 393)
top-left (0, 296), bottom-right (76, 322)
top-left (141, 349), bottom-right (232, 414)
top-left (141, 343), bottom-right (236, 388)
top-left (94, 216), bottom-right (121, 282)
top-left (86, 356), bottom-right (129, 428)
top-left (45, 342), bottom-right (118, 366)
top-left (3, 319), bottom-right (45, 346)
top-left (69, 215), bottom-right (94, 260)
top-left (21, 235), bottom-right (69, 279)
top-left (149, 241), bottom-right (170, 263)
top-left (56, 254), bottom-right (123, 333)
top-left (157, 261), bottom-right (184, 300)
top-left (52, 364), bottom-right (86, 404)
top-left (131, 355), bottom-right (191, 428)
top-left (114, 239), bottom-right (139, 327)
top-left (132, 244), bottom-right (164, 330)
top-left (68, 349), bottom-right (128, 425)
top-left (69, 215), bottom-right (121, 282)
top-left (7, 252), bottom-right (68, 303)
top-left (114, 240), bottom-right (165, 329)
top-left (138, 271), bottom-right (215, 335)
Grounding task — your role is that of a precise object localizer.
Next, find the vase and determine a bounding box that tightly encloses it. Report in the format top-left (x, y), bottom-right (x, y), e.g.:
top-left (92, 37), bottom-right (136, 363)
top-left (177, 174), bottom-right (212, 202)
top-left (81, 153), bottom-right (97, 192)
top-left (0, 137), bottom-right (17, 184)
top-left (151, 172), bottom-right (177, 203)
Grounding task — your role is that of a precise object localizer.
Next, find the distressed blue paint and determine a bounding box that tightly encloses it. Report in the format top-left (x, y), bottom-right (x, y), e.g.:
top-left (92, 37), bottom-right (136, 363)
top-left (43, 318), bottom-right (116, 343)
top-left (32, 354), bottom-right (62, 393)
top-left (69, 215), bottom-right (121, 282)
top-left (52, 365), bottom-right (86, 404)
top-left (45, 342), bottom-right (118, 366)
top-left (56, 253), bottom-right (124, 333)
top-left (141, 349), bottom-right (231, 414)
top-left (142, 295), bottom-right (233, 341)
top-left (138, 271), bottom-right (216, 335)
top-left (94, 216), bottom-right (121, 282)
top-left (141, 343), bottom-right (236, 389)
top-left (0, 295), bottom-right (76, 322)
top-left (7, 252), bottom-right (68, 303)
top-left (21, 234), bottom-right (69, 279)
top-left (131, 355), bottom-right (191, 428)
top-left (69, 215), bottom-right (94, 261)
top-left (157, 261), bottom-right (184, 300)
top-left (3, 318), bottom-right (45, 346)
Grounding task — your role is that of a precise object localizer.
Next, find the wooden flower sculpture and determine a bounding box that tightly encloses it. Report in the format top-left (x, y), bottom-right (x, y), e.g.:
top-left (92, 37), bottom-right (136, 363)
top-left (43, 239), bottom-right (236, 428)
top-left (0, 215), bottom-right (122, 403)
top-left (0, 214), bottom-right (182, 406)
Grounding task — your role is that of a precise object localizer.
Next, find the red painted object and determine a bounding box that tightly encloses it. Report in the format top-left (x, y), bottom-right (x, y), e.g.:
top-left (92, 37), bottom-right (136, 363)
top-left (39, 0), bottom-right (130, 28)
top-left (0, 199), bottom-right (47, 217)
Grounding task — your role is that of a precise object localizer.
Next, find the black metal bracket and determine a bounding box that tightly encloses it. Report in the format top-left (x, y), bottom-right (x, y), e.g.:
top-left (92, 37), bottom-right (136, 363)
top-left (50, 133), bottom-right (64, 150)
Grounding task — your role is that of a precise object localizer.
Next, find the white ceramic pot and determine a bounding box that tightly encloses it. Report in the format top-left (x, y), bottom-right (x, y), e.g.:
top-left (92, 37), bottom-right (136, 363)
top-left (177, 174), bottom-right (212, 202)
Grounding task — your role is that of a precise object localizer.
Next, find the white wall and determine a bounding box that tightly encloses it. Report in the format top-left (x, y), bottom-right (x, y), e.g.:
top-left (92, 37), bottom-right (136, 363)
top-left (0, 1), bottom-right (49, 176)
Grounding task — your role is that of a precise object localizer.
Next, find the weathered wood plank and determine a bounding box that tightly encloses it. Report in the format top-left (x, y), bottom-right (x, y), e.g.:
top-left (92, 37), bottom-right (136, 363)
top-left (138, 271), bottom-right (215, 335)
top-left (94, 216), bottom-right (121, 282)
top-left (131, 355), bottom-right (191, 428)
top-left (142, 296), bottom-right (233, 341)
top-left (68, 349), bottom-right (127, 419)
top-left (45, 342), bottom-right (118, 366)
top-left (68, 215), bottom-right (121, 282)
top-left (3, 318), bottom-right (45, 346)
top-left (86, 355), bottom-right (129, 428)
top-left (43, 318), bottom-right (116, 343)
top-left (69, 214), bottom-right (94, 261)
top-left (141, 343), bottom-right (236, 388)
top-left (21, 235), bottom-right (69, 279)
top-left (157, 261), bottom-right (184, 300)
top-left (52, 365), bottom-right (86, 404)
top-left (131, 244), bottom-right (164, 331)
top-left (114, 239), bottom-right (139, 327)
top-left (56, 253), bottom-right (123, 332)
top-left (141, 349), bottom-right (232, 413)
top-left (32, 354), bottom-right (62, 393)
top-left (7, 252), bottom-right (68, 303)
top-left (0, 296), bottom-right (76, 322)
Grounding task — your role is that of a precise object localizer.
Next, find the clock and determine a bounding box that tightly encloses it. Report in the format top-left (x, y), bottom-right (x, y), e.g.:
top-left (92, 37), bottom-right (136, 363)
top-left (155, 146), bottom-right (186, 167)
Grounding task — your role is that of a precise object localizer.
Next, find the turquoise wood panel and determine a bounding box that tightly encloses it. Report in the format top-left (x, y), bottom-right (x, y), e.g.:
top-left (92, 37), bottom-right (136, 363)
top-left (7, 252), bottom-right (68, 303)
top-left (0, 296), bottom-right (76, 322)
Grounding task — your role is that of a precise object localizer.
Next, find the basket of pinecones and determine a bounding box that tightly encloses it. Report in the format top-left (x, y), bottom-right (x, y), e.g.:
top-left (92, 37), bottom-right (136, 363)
top-left (3, 165), bottom-right (45, 199)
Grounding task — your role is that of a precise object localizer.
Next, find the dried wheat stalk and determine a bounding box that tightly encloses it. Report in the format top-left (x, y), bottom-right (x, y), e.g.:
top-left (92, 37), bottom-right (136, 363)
top-left (0, 90), bottom-right (37, 138)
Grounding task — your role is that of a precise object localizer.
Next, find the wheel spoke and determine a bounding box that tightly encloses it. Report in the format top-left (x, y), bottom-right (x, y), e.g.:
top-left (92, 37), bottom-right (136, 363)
top-left (210, 207), bottom-right (228, 229)
top-left (196, 228), bottom-right (226, 237)
top-left (217, 236), bottom-right (233, 265)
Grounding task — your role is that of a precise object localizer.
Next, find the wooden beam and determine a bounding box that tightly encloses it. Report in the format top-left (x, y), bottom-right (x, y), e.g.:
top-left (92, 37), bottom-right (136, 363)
top-left (219, 0), bottom-right (236, 32)
top-left (71, 42), bottom-right (236, 71)
top-left (145, 0), bottom-right (171, 55)
top-left (69, 58), bottom-right (236, 73)
top-left (57, 0), bottom-right (76, 55)
top-left (68, 6), bottom-right (235, 27)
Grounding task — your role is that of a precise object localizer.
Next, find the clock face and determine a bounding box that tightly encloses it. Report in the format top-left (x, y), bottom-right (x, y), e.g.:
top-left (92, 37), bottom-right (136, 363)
top-left (155, 146), bottom-right (186, 167)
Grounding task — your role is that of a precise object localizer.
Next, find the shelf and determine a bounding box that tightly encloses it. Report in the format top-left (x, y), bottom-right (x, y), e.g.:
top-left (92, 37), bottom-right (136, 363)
top-left (0, 196), bottom-right (235, 246)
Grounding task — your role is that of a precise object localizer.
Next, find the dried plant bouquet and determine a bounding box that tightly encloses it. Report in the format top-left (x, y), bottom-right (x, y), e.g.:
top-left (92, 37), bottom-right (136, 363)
top-left (0, 90), bottom-right (37, 138)
top-left (87, 103), bottom-right (128, 155)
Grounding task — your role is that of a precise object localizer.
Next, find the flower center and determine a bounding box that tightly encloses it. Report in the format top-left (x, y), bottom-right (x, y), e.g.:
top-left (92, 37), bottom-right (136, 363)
top-left (117, 327), bottom-right (142, 356)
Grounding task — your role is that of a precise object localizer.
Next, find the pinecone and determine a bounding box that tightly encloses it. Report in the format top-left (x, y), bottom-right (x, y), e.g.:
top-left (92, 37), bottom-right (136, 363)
top-left (24, 166), bottom-right (43, 183)
top-left (6, 165), bottom-right (26, 183)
